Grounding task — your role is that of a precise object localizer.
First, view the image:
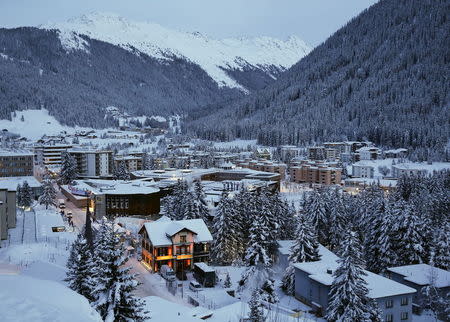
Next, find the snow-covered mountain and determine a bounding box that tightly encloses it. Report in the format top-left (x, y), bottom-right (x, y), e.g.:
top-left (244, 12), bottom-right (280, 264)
top-left (43, 12), bottom-right (311, 91)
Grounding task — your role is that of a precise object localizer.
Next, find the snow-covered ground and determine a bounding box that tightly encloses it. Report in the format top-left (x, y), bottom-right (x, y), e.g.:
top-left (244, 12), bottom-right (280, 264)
top-left (212, 139), bottom-right (258, 149)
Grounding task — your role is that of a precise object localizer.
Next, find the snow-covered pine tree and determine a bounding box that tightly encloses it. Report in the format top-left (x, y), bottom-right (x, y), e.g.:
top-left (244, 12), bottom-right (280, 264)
top-left (432, 223), bottom-right (450, 270)
top-left (248, 288), bottom-right (265, 322)
top-left (364, 200), bottom-right (389, 273)
top-left (182, 192), bottom-right (200, 220)
top-left (21, 181), bottom-right (33, 208)
top-left (392, 200), bottom-right (427, 266)
top-left (193, 180), bottom-right (211, 225)
top-left (259, 278), bottom-right (279, 304)
top-left (92, 221), bottom-right (148, 321)
top-left (328, 190), bottom-right (349, 253)
top-left (223, 272), bottom-right (232, 288)
top-left (281, 215), bottom-right (320, 295)
top-left (60, 151), bottom-right (78, 184)
top-left (305, 189), bottom-right (329, 246)
top-left (326, 231), bottom-right (372, 322)
top-left (16, 184), bottom-right (23, 210)
top-left (65, 232), bottom-right (96, 302)
top-left (114, 160), bottom-right (131, 181)
top-left (211, 192), bottom-right (240, 265)
top-left (141, 153), bottom-right (155, 170)
top-left (39, 179), bottom-right (56, 209)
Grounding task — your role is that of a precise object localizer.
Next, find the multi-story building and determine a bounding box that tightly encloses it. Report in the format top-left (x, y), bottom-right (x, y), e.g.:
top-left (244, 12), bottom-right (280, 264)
top-left (289, 160), bottom-right (342, 185)
top-left (61, 179), bottom-right (161, 218)
top-left (139, 218), bottom-right (212, 273)
top-left (384, 148), bottom-right (408, 159)
top-left (34, 143), bottom-right (73, 166)
top-left (114, 155), bottom-right (143, 172)
top-left (386, 264), bottom-right (450, 318)
top-left (280, 145), bottom-right (303, 161)
top-left (355, 146), bottom-right (381, 161)
top-left (293, 247), bottom-right (416, 321)
top-left (0, 187), bottom-right (16, 241)
top-left (392, 162), bottom-right (450, 178)
top-left (352, 161), bottom-right (375, 178)
top-left (237, 159), bottom-right (287, 180)
top-left (69, 149), bottom-right (113, 178)
top-left (0, 150), bottom-right (34, 177)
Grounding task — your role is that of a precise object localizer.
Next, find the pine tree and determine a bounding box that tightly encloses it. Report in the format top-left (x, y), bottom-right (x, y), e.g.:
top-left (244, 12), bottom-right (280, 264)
top-left (392, 201), bottom-right (426, 266)
top-left (92, 221), bottom-right (148, 321)
top-left (432, 223), bottom-right (450, 270)
top-left (326, 231), bottom-right (372, 322)
top-left (141, 153), bottom-right (154, 170)
top-left (248, 288), bottom-right (265, 322)
top-left (65, 232), bottom-right (96, 302)
top-left (16, 184), bottom-right (23, 210)
top-left (114, 160), bottom-right (131, 181)
top-left (39, 179), bottom-right (56, 209)
top-left (182, 192), bottom-right (200, 220)
top-left (305, 189), bottom-right (329, 246)
top-left (21, 181), bottom-right (33, 208)
top-left (60, 152), bottom-right (78, 184)
top-left (223, 272), bottom-right (232, 288)
top-left (259, 278), bottom-right (279, 304)
top-left (328, 191), bottom-right (349, 253)
top-left (211, 192), bottom-right (241, 265)
top-left (193, 180), bottom-right (211, 224)
top-left (281, 216), bottom-right (320, 295)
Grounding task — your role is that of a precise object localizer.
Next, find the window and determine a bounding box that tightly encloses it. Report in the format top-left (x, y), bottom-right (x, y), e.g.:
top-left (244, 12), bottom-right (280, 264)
top-left (386, 314), bottom-right (393, 322)
top-left (180, 235), bottom-right (187, 243)
top-left (401, 297), bottom-right (408, 306)
top-left (386, 299), bottom-right (393, 308)
top-left (401, 312), bottom-right (408, 320)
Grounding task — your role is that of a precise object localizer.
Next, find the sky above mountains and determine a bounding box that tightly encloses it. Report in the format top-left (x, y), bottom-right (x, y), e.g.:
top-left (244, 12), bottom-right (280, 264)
top-left (0, 0), bottom-right (377, 46)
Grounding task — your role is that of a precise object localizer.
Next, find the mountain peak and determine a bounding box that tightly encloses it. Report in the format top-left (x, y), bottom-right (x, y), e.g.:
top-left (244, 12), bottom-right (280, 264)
top-left (42, 13), bottom-right (311, 90)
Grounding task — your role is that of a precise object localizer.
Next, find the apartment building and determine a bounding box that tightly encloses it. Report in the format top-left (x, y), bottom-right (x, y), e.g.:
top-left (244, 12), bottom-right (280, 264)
top-left (294, 247), bottom-right (416, 321)
top-left (69, 149), bottom-right (113, 178)
top-left (34, 143), bottom-right (73, 166)
top-left (114, 155), bottom-right (143, 172)
top-left (355, 146), bottom-right (381, 161)
top-left (289, 160), bottom-right (342, 185)
top-left (237, 159), bottom-right (287, 180)
top-left (139, 218), bottom-right (212, 273)
top-left (0, 188), bottom-right (17, 241)
top-left (0, 150), bottom-right (34, 177)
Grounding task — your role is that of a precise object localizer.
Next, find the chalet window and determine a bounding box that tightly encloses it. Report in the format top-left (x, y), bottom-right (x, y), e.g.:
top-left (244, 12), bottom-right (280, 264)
top-left (401, 312), bottom-right (408, 320)
top-left (386, 299), bottom-right (393, 308)
top-left (401, 297), bottom-right (408, 306)
top-left (180, 235), bottom-right (187, 243)
top-left (386, 314), bottom-right (393, 322)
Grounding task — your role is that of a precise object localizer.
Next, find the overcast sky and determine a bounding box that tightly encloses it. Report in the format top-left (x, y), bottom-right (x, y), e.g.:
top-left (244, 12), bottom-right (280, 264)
top-left (0, 0), bottom-right (378, 46)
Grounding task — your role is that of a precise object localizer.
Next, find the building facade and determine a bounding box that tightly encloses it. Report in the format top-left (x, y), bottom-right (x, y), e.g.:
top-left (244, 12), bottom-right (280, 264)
top-left (289, 160), bottom-right (342, 185)
top-left (34, 144), bottom-right (73, 166)
top-left (139, 219), bottom-right (212, 273)
top-left (0, 188), bottom-right (16, 241)
top-left (0, 150), bottom-right (34, 177)
top-left (69, 149), bottom-right (113, 178)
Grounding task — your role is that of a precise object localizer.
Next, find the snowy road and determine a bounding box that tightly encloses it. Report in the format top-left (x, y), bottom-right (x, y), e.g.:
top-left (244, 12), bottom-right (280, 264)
top-left (55, 186), bottom-right (86, 230)
top-left (22, 211), bottom-right (37, 244)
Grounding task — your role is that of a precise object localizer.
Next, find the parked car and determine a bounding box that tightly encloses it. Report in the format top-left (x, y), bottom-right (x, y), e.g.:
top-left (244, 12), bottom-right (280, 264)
top-left (189, 281), bottom-right (203, 292)
top-left (160, 265), bottom-right (176, 281)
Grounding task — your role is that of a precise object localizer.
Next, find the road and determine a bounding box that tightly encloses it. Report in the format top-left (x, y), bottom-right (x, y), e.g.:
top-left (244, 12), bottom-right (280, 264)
top-left (55, 186), bottom-right (86, 230)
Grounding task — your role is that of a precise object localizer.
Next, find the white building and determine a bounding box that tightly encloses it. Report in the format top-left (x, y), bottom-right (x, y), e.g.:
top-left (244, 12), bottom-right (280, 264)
top-left (34, 143), bottom-right (73, 166)
top-left (392, 162), bottom-right (450, 178)
top-left (69, 149), bottom-right (113, 178)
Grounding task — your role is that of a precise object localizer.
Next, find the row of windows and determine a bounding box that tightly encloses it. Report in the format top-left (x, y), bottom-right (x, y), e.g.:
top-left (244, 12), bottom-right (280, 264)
top-left (386, 297), bottom-right (408, 308)
top-left (0, 156), bottom-right (32, 161)
top-left (386, 312), bottom-right (409, 321)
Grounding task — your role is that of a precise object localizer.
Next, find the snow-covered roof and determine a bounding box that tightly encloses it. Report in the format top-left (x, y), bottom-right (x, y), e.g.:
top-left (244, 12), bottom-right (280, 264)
top-left (143, 219), bottom-right (212, 246)
top-left (194, 262), bottom-right (215, 273)
top-left (293, 246), bottom-right (416, 298)
top-left (0, 176), bottom-right (42, 191)
top-left (344, 178), bottom-right (397, 187)
top-left (392, 162), bottom-right (450, 172)
top-left (0, 149), bottom-right (33, 157)
top-left (387, 264), bottom-right (450, 288)
top-left (74, 179), bottom-right (159, 195)
top-left (384, 148), bottom-right (408, 154)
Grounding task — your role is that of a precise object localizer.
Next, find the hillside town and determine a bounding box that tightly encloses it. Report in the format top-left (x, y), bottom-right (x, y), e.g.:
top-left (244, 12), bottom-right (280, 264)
top-left (0, 121), bottom-right (449, 322)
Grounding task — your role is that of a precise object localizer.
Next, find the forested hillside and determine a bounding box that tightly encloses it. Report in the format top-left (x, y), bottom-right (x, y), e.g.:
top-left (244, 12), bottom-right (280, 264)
top-left (186, 0), bottom-right (450, 160)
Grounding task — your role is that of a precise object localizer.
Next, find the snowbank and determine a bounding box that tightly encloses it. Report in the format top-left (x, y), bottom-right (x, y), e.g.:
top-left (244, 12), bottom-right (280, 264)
top-left (0, 274), bottom-right (102, 322)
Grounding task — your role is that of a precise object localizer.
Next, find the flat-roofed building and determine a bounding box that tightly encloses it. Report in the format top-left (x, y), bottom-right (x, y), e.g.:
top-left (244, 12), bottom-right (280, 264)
top-left (114, 155), bottom-right (143, 172)
top-left (0, 187), bottom-right (16, 241)
top-left (0, 150), bottom-right (34, 177)
top-left (289, 160), bottom-right (342, 185)
top-left (237, 159), bottom-right (287, 180)
top-left (69, 149), bottom-right (113, 178)
top-left (34, 144), bottom-right (72, 166)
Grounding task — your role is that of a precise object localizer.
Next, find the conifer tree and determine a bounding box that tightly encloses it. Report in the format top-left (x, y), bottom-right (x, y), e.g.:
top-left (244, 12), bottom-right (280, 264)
top-left (65, 232), bottom-right (96, 302)
top-left (114, 160), bottom-right (131, 181)
top-left (92, 221), bottom-right (148, 321)
top-left (281, 216), bottom-right (320, 295)
top-left (328, 191), bottom-right (349, 253)
top-left (39, 179), bottom-right (56, 209)
top-left (60, 152), bottom-right (78, 184)
top-left (259, 278), bottom-right (279, 304)
top-left (16, 184), bottom-right (23, 211)
top-left (326, 231), bottom-right (372, 322)
top-left (21, 181), bottom-right (33, 208)
top-left (223, 272), bottom-right (232, 288)
top-left (248, 288), bottom-right (265, 322)
top-left (193, 180), bottom-right (211, 224)
top-left (432, 223), bottom-right (450, 270)
top-left (305, 189), bottom-right (329, 246)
